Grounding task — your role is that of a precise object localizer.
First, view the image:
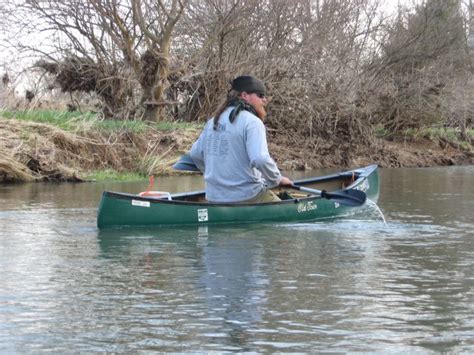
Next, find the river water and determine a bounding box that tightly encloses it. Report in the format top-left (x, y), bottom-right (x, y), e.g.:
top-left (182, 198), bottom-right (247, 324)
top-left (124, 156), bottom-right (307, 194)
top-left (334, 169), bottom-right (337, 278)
top-left (0, 166), bottom-right (473, 352)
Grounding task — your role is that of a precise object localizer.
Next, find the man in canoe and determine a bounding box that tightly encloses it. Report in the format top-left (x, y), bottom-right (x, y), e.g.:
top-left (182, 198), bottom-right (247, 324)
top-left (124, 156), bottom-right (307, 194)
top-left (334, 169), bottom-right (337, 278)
top-left (189, 75), bottom-right (293, 203)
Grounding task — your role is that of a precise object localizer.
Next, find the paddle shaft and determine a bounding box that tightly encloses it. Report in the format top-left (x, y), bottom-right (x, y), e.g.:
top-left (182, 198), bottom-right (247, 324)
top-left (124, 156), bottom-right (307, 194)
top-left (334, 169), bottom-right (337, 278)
top-left (291, 185), bottom-right (325, 195)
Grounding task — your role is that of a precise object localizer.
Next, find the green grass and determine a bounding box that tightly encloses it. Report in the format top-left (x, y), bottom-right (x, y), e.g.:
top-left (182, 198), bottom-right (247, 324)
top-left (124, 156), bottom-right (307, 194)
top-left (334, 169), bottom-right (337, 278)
top-left (154, 120), bottom-right (203, 131)
top-left (85, 169), bottom-right (146, 181)
top-left (0, 110), bottom-right (95, 131)
top-left (374, 126), bottom-right (391, 138)
top-left (415, 127), bottom-right (474, 145)
top-left (420, 127), bottom-right (458, 141)
top-left (376, 125), bottom-right (473, 142)
top-left (0, 109), bottom-right (204, 133)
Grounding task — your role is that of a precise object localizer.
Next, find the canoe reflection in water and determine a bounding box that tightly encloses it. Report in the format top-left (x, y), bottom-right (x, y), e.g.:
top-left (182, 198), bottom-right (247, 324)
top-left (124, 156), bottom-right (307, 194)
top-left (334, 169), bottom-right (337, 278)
top-left (98, 225), bottom-right (272, 346)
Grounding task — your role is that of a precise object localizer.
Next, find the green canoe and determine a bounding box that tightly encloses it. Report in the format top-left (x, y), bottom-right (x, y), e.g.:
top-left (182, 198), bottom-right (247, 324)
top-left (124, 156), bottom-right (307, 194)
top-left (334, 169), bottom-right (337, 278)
top-left (97, 164), bottom-right (379, 229)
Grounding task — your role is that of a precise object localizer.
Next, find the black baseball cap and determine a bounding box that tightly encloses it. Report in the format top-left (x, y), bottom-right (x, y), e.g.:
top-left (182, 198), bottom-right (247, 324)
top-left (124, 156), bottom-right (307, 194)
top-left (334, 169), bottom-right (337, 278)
top-left (231, 75), bottom-right (266, 95)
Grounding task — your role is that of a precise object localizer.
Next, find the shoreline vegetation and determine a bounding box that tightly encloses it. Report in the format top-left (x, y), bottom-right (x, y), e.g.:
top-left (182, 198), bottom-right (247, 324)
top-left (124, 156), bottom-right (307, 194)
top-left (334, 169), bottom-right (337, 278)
top-left (1, 110), bottom-right (472, 183)
top-left (2, 1), bottom-right (474, 184)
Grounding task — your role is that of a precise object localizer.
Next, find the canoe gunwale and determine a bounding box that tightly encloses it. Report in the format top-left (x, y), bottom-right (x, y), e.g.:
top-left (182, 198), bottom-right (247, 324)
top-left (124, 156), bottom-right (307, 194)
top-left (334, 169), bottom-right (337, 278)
top-left (102, 164), bottom-right (378, 208)
top-left (103, 190), bottom-right (313, 207)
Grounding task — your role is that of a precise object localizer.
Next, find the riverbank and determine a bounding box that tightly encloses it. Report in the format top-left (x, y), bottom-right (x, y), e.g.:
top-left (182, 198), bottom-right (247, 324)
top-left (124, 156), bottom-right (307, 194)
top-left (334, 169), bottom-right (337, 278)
top-left (1, 116), bottom-right (473, 182)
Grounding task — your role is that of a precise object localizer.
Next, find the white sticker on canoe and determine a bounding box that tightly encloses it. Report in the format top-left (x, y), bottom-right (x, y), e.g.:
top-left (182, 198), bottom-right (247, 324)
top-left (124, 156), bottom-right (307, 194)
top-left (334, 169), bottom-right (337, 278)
top-left (297, 201), bottom-right (317, 213)
top-left (198, 208), bottom-right (208, 222)
top-left (132, 199), bottom-right (150, 208)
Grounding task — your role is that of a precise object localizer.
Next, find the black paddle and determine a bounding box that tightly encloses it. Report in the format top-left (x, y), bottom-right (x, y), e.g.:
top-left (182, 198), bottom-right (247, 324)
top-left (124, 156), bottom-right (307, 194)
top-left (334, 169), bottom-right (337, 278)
top-left (290, 185), bottom-right (367, 207)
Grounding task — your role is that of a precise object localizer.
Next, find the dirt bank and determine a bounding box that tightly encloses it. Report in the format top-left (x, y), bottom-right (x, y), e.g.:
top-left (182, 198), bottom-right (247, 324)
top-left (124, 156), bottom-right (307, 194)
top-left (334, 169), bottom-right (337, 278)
top-left (0, 118), bottom-right (472, 182)
top-left (0, 118), bottom-right (197, 182)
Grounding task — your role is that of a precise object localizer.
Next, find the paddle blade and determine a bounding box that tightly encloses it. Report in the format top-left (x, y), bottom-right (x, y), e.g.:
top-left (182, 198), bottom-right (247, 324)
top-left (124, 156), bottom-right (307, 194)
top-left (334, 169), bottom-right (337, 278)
top-left (173, 154), bottom-right (201, 172)
top-left (321, 189), bottom-right (367, 207)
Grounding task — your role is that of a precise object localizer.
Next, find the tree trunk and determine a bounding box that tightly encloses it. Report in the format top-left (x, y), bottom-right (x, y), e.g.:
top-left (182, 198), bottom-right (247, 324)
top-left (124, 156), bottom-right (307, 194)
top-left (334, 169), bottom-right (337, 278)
top-left (139, 49), bottom-right (170, 122)
top-left (141, 85), bottom-right (164, 122)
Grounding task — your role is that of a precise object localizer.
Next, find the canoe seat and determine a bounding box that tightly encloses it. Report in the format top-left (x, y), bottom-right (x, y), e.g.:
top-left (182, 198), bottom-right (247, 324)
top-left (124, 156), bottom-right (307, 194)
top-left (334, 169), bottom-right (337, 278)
top-left (341, 172), bottom-right (356, 188)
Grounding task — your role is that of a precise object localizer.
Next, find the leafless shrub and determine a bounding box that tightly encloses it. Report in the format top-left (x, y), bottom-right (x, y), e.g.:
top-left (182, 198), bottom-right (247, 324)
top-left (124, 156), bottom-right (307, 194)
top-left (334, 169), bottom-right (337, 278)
top-left (8, 0), bottom-right (187, 121)
top-left (169, 0), bottom-right (384, 156)
top-left (366, 0), bottom-right (470, 133)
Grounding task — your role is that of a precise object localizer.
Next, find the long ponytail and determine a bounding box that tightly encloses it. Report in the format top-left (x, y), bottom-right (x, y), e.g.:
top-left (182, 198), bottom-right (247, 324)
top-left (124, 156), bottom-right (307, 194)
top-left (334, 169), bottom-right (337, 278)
top-left (212, 90), bottom-right (257, 130)
top-left (213, 90), bottom-right (240, 130)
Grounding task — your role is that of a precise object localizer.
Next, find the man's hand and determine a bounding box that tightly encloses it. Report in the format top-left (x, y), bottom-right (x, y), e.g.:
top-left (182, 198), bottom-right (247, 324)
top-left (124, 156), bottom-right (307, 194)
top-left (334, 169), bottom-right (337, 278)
top-left (279, 176), bottom-right (293, 186)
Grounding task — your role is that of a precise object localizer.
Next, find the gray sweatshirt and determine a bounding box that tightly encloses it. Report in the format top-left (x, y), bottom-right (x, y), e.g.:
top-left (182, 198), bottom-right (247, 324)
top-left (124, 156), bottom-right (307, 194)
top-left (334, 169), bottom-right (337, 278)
top-left (189, 107), bottom-right (282, 202)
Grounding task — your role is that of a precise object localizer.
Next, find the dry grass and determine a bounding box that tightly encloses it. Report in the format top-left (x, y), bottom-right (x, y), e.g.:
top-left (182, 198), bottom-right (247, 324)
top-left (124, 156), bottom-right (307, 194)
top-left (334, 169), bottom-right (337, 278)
top-left (0, 148), bottom-right (35, 182)
top-left (0, 117), bottom-right (201, 182)
top-left (0, 119), bottom-right (88, 181)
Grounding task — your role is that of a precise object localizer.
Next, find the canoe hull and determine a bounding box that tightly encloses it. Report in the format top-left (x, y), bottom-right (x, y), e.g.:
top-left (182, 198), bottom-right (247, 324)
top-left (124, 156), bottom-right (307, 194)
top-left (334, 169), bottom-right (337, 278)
top-left (97, 164), bottom-right (379, 229)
